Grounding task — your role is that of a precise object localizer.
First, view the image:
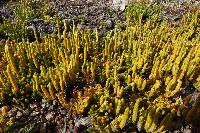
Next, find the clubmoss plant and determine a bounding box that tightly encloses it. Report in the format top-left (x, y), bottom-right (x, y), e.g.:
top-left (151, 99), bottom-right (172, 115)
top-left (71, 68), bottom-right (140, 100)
top-left (0, 3), bottom-right (199, 132)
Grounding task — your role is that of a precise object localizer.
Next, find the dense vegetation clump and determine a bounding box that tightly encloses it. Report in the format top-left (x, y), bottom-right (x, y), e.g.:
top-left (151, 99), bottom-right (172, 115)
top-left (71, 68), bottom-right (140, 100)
top-left (0, 1), bottom-right (200, 132)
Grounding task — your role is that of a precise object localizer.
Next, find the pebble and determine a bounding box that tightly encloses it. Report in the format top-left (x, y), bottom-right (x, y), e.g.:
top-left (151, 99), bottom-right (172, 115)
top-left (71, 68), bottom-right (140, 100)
top-left (8, 107), bottom-right (17, 117)
top-left (99, 28), bottom-right (108, 37)
top-left (183, 126), bottom-right (192, 133)
top-left (68, 120), bottom-right (74, 133)
top-left (41, 103), bottom-right (46, 109)
top-left (60, 109), bottom-right (67, 115)
top-left (75, 117), bottom-right (91, 127)
top-left (30, 111), bottom-right (39, 116)
top-left (48, 105), bottom-right (54, 111)
top-left (77, 23), bottom-right (86, 30)
top-left (53, 100), bottom-right (58, 106)
top-left (30, 103), bottom-right (37, 109)
top-left (106, 19), bottom-right (114, 29)
top-left (45, 112), bottom-right (55, 121)
top-left (112, 0), bottom-right (129, 11)
top-left (16, 111), bottom-right (23, 119)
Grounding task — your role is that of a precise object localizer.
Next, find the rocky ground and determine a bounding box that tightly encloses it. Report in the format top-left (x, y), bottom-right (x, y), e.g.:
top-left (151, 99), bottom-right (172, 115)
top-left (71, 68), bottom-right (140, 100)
top-left (0, 0), bottom-right (199, 41)
top-left (0, 0), bottom-right (200, 132)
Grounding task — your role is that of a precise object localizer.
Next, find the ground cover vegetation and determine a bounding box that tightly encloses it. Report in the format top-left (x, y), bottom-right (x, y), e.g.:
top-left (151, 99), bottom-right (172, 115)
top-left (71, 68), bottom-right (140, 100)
top-left (0, 0), bottom-right (55, 41)
top-left (0, 0), bottom-right (200, 132)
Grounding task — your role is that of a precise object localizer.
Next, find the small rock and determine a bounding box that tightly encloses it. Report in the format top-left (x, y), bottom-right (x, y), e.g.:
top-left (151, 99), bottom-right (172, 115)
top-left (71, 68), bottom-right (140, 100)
top-left (68, 120), bottom-right (74, 133)
top-left (99, 28), bottom-right (107, 37)
top-left (8, 107), bottom-right (17, 117)
top-left (75, 117), bottom-right (92, 127)
top-left (45, 112), bottom-right (54, 121)
top-left (112, 0), bottom-right (129, 11)
top-left (48, 105), bottom-right (54, 111)
top-left (64, 18), bottom-right (72, 25)
top-left (16, 111), bottom-right (23, 119)
top-left (183, 125), bottom-right (192, 133)
top-left (77, 23), bottom-right (86, 30)
top-left (30, 103), bottom-right (37, 109)
top-left (41, 103), bottom-right (46, 109)
top-left (42, 99), bottom-right (47, 103)
top-left (87, 0), bottom-right (93, 4)
top-left (32, 18), bottom-right (44, 24)
top-left (106, 19), bottom-right (114, 29)
top-left (31, 111), bottom-right (39, 116)
top-left (60, 109), bottom-right (67, 115)
top-left (53, 100), bottom-right (58, 106)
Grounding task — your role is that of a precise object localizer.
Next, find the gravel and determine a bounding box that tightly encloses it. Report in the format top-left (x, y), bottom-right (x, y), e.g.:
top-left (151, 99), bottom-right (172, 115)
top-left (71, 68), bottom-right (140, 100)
top-left (1, 0), bottom-right (198, 41)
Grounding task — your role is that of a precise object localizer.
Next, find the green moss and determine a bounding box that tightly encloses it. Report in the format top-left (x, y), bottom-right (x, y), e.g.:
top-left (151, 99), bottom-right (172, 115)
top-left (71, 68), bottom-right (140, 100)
top-left (125, 3), bottom-right (163, 24)
top-left (100, 20), bottom-right (108, 28)
top-left (77, 15), bottom-right (86, 23)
